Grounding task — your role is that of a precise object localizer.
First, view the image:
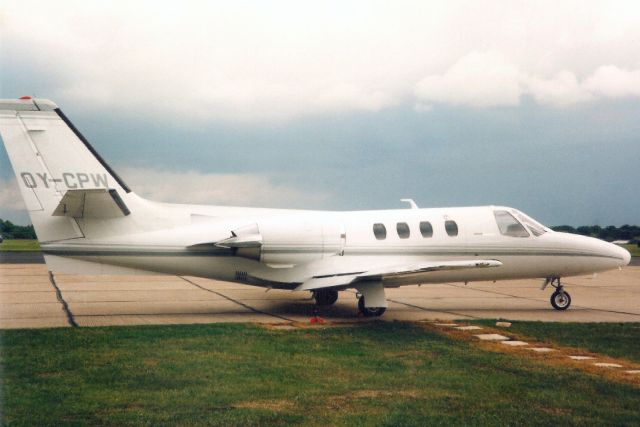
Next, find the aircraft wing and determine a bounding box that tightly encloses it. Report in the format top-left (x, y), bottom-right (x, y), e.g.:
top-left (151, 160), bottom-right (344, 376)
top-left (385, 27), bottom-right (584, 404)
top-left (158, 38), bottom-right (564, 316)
top-left (295, 259), bottom-right (502, 291)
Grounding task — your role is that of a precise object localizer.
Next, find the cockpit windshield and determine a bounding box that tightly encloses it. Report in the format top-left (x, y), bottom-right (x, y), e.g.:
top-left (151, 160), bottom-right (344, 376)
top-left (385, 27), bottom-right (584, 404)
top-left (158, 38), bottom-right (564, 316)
top-left (494, 210), bottom-right (529, 237)
top-left (513, 210), bottom-right (550, 237)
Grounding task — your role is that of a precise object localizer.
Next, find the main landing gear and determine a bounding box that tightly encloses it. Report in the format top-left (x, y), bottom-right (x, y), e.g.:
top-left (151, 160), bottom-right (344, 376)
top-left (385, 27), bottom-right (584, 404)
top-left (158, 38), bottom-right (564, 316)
top-left (356, 282), bottom-right (388, 317)
top-left (310, 290), bottom-right (339, 324)
top-left (543, 277), bottom-right (572, 310)
top-left (357, 295), bottom-right (386, 317)
top-left (313, 289), bottom-right (339, 306)
top-left (312, 283), bottom-right (389, 318)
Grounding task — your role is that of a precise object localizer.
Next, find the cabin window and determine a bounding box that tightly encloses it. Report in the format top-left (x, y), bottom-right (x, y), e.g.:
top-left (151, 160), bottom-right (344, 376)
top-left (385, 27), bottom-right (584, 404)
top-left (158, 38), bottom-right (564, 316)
top-left (396, 222), bottom-right (410, 239)
top-left (373, 223), bottom-right (387, 240)
top-left (419, 221), bottom-right (433, 238)
top-left (494, 210), bottom-right (529, 237)
top-left (445, 220), bottom-right (458, 237)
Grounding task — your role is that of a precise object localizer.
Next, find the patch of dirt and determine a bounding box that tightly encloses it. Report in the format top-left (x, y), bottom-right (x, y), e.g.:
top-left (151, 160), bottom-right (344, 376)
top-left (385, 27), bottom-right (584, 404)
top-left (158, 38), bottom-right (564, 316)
top-left (234, 399), bottom-right (294, 411)
top-left (37, 371), bottom-right (62, 378)
top-left (319, 389), bottom-right (423, 411)
top-left (260, 321), bottom-right (368, 331)
top-left (383, 349), bottom-right (433, 358)
top-left (540, 406), bottom-right (571, 416)
top-left (352, 390), bottom-right (420, 398)
top-left (262, 323), bottom-right (297, 330)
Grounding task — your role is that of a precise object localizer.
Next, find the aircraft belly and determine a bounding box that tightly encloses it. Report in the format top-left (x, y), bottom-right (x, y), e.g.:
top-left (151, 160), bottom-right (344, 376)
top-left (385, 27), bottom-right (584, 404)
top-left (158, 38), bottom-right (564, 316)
top-left (380, 253), bottom-right (619, 286)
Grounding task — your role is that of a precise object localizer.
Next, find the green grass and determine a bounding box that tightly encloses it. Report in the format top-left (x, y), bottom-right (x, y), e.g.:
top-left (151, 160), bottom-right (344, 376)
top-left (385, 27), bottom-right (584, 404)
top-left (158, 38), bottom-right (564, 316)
top-left (472, 321), bottom-right (640, 363)
top-left (621, 243), bottom-right (640, 257)
top-left (0, 239), bottom-right (40, 252)
top-left (1, 323), bottom-right (639, 426)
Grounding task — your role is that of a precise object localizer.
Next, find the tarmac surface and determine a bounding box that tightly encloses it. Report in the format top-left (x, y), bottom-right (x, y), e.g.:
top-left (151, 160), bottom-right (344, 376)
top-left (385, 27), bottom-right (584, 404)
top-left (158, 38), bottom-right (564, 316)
top-left (1, 263), bottom-right (638, 329)
top-left (0, 252), bottom-right (45, 264)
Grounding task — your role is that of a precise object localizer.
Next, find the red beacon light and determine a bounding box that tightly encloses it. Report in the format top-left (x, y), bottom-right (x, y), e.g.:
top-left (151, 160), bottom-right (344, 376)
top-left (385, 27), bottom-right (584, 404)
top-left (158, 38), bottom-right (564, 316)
top-left (19, 96), bottom-right (32, 100)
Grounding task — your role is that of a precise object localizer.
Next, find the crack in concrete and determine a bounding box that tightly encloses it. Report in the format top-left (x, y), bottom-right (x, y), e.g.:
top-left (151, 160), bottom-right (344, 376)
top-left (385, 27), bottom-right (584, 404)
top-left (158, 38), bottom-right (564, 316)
top-left (48, 271), bottom-right (78, 327)
top-left (179, 276), bottom-right (294, 322)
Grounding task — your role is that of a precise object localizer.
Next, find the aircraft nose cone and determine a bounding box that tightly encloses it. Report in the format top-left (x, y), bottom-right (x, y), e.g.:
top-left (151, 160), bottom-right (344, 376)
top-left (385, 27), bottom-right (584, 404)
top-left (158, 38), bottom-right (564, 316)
top-left (594, 238), bottom-right (631, 268)
top-left (608, 242), bottom-right (631, 267)
top-left (620, 246), bottom-right (632, 266)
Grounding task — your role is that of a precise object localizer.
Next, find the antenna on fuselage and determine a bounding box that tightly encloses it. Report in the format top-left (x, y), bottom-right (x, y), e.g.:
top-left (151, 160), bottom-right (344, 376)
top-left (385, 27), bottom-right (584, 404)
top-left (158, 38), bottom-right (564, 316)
top-left (400, 198), bottom-right (418, 209)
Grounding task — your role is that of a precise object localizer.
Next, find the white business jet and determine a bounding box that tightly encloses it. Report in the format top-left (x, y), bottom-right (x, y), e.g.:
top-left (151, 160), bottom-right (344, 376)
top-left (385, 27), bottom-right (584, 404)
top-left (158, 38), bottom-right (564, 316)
top-left (0, 98), bottom-right (631, 316)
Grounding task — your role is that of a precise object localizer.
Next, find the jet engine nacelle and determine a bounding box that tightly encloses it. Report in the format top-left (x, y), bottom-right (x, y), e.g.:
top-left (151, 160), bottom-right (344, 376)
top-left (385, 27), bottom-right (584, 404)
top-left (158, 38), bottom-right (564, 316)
top-left (216, 221), bottom-right (345, 265)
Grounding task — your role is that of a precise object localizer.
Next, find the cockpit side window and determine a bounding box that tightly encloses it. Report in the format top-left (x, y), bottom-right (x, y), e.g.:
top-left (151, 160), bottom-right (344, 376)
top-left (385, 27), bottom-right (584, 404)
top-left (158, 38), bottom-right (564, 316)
top-left (494, 210), bottom-right (530, 237)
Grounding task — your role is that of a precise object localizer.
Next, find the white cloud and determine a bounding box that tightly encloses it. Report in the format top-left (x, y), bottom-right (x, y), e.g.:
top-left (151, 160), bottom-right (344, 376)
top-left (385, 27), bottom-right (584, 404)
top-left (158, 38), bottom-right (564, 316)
top-left (414, 55), bottom-right (640, 110)
top-left (3, 0), bottom-right (640, 120)
top-left (0, 179), bottom-right (25, 211)
top-left (415, 51), bottom-right (522, 108)
top-left (119, 168), bottom-right (332, 209)
top-left (584, 65), bottom-right (640, 98)
top-left (525, 71), bottom-right (594, 107)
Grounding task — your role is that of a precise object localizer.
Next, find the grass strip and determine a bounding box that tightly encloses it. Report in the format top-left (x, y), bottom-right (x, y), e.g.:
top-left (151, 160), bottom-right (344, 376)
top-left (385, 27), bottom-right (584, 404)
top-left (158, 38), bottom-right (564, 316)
top-left (1, 322), bottom-right (639, 426)
top-left (0, 239), bottom-right (40, 252)
top-left (621, 244), bottom-right (640, 257)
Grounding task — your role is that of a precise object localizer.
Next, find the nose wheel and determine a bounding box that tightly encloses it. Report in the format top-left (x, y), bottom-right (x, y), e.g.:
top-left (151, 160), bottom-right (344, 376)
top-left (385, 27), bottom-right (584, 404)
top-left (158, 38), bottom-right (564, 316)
top-left (546, 278), bottom-right (571, 310)
top-left (551, 289), bottom-right (571, 310)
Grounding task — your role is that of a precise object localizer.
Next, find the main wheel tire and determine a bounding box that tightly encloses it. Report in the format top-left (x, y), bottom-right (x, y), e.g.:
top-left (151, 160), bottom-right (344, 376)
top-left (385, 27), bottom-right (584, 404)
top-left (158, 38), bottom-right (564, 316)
top-left (314, 290), bottom-right (339, 306)
top-left (551, 290), bottom-right (571, 310)
top-left (358, 296), bottom-right (387, 317)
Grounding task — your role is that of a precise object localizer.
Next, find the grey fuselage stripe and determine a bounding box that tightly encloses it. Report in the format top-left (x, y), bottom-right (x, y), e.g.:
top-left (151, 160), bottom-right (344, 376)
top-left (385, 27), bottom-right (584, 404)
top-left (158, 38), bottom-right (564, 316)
top-left (42, 249), bottom-right (230, 257)
top-left (40, 248), bottom-right (623, 261)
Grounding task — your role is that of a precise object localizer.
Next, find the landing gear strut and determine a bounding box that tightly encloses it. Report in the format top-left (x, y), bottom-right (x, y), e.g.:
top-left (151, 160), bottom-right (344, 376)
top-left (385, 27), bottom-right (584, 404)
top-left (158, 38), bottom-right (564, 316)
top-left (313, 289), bottom-right (339, 306)
top-left (547, 277), bottom-right (571, 310)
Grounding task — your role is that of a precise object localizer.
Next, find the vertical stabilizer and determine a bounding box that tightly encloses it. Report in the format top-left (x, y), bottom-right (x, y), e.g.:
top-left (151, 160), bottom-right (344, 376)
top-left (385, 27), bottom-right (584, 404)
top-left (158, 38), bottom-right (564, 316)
top-left (0, 98), bottom-right (132, 242)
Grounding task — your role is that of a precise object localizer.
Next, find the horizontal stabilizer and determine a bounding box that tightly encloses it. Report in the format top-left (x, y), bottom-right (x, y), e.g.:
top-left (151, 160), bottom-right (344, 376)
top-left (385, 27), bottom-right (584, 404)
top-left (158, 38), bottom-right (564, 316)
top-left (53, 189), bottom-right (130, 218)
top-left (295, 259), bottom-right (502, 291)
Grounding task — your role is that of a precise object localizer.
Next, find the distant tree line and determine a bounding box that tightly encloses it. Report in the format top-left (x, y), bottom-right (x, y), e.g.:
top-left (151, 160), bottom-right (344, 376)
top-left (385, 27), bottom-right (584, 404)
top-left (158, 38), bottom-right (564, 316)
top-left (551, 224), bottom-right (640, 244)
top-left (0, 219), bottom-right (37, 239)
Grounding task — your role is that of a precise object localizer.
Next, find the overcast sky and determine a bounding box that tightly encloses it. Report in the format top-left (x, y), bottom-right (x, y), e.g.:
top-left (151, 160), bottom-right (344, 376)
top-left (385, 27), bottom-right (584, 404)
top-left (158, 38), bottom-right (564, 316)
top-left (1, 0), bottom-right (639, 226)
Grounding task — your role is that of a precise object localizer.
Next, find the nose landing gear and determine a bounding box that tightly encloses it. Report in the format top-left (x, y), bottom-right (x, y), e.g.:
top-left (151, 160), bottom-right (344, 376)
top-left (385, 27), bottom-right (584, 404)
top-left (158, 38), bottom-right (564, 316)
top-left (543, 277), bottom-right (571, 310)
